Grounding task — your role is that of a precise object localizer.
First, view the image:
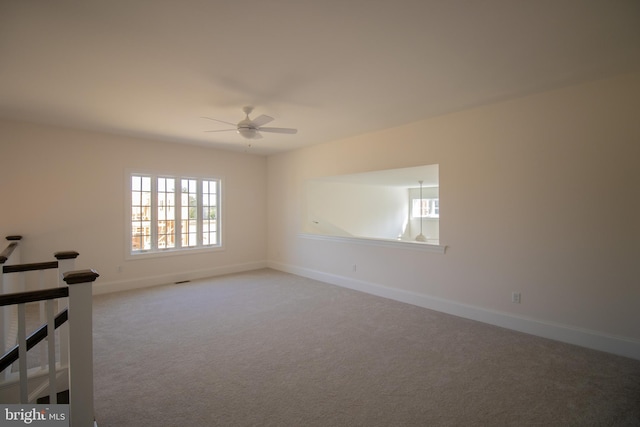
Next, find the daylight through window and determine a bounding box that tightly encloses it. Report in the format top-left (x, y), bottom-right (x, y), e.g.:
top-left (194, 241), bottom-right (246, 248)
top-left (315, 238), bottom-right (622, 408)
top-left (130, 174), bottom-right (221, 254)
top-left (412, 198), bottom-right (439, 218)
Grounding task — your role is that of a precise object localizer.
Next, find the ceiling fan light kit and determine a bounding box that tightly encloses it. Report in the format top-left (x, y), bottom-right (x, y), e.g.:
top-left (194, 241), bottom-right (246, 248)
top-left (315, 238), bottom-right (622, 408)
top-left (238, 127), bottom-right (259, 139)
top-left (203, 106), bottom-right (298, 140)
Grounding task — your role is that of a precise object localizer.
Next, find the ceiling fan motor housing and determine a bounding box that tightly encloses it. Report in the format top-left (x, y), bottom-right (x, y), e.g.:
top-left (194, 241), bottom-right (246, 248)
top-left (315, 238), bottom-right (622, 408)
top-left (237, 126), bottom-right (257, 139)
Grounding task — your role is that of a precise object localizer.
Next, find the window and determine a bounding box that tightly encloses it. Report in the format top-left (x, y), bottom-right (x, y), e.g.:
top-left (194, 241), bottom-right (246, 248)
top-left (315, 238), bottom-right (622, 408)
top-left (412, 198), bottom-right (439, 218)
top-left (130, 173), bottom-right (221, 254)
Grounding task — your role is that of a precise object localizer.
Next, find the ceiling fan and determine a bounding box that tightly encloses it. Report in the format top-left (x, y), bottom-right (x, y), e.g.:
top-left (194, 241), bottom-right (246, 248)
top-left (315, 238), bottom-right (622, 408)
top-left (202, 106), bottom-right (298, 140)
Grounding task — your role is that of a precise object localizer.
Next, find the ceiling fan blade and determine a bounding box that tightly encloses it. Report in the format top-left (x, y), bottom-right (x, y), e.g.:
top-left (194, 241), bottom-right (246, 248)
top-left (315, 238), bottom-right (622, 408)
top-left (252, 131), bottom-right (263, 139)
top-left (204, 129), bottom-right (236, 133)
top-left (251, 114), bottom-right (274, 127)
top-left (201, 116), bottom-right (237, 127)
top-left (257, 127), bottom-right (298, 134)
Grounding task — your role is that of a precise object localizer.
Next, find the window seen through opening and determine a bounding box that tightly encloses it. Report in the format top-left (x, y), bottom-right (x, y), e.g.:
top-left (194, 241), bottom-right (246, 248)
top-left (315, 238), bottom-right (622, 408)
top-left (412, 198), bottom-right (439, 218)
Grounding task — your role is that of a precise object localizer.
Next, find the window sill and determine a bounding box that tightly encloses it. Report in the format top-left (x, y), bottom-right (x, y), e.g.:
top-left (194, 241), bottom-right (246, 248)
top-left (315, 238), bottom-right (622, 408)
top-left (126, 245), bottom-right (224, 260)
top-left (298, 233), bottom-right (447, 254)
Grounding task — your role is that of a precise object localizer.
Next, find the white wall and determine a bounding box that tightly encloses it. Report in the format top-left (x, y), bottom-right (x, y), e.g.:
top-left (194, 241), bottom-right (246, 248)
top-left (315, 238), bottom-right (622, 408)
top-left (305, 181), bottom-right (409, 239)
top-left (0, 120), bottom-right (268, 293)
top-left (267, 73), bottom-right (640, 359)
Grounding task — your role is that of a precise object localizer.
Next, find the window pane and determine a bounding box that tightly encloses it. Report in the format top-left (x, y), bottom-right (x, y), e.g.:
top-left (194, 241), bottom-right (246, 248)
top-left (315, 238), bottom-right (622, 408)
top-left (181, 179), bottom-right (198, 246)
top-left (141, 192), bottom-right (151, 208)
top-left (157, 177), bottom-right (176, 249)
top-left (412, 198), bottom-right (439, 218)
top-left (201, 179), bottom-right (218, 246)
top-left (132, 176), bottom-right (152, 251)
top-left (181, 219), bottom-right (198, 247)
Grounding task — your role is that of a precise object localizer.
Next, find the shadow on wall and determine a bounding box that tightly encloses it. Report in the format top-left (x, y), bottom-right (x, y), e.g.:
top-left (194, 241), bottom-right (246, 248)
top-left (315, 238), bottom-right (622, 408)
top-left (308, 217), bottom-right (353, 237)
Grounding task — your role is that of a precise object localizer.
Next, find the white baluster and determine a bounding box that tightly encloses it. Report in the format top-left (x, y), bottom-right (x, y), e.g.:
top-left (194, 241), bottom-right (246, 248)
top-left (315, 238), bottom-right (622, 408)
top-left (39, 269), bottom-right (47, 370)
top-left (46, 299), bottom-right (57, 404)
top-left (17, 303), bottom-right (28, 403)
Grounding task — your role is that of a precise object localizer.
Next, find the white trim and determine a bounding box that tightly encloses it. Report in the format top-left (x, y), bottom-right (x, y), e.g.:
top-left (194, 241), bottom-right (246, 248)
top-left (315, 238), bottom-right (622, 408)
top-left (268, 261), bottom-right (640, 361)
top-left (298, 233), bottom-right (446, 254)
top-left (124, 245), bottom-right (225, 260)
top-left (92, 261), bottom-right (267, 295)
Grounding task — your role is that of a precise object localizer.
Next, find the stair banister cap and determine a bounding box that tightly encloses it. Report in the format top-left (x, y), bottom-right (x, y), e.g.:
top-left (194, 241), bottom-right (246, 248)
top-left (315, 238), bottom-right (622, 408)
top-left (63, 269), bottom-right (100, 285)
top-left (55, 251), bottom-right (80, 260)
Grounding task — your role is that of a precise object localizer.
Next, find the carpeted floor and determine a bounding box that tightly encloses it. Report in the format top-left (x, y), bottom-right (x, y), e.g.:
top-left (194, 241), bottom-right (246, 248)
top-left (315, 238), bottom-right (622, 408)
top-left (92, 269), bottom-right (640, 426)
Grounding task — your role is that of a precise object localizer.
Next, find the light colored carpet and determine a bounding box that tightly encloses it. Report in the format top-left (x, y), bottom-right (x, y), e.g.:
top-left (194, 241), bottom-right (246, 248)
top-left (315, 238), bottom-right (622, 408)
top-left (92, 269), bottom-right (640, 426)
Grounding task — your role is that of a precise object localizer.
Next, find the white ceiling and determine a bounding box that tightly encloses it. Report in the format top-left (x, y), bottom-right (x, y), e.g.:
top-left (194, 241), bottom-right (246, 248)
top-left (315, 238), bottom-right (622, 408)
top-left (1, 1), bottom-right (639, 155)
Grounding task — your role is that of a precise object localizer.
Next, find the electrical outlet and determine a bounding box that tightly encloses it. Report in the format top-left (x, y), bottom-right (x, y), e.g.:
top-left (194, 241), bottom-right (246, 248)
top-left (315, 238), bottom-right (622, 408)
top-left (512, 292), bottom-right (521, 304)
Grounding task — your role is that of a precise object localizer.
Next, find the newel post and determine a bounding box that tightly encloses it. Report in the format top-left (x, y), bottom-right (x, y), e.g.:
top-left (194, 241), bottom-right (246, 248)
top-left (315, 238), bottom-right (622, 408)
top-left (63, 269), bottom-right (99, 427)
top-left (55, 251), bottom-right (79, 367)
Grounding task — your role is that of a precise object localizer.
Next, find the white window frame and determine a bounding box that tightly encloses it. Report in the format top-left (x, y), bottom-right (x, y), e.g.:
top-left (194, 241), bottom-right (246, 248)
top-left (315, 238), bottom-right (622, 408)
top-left (411, 198), bottom-right (439, 219)
top-left (126, 171), bottom-right (223, 258)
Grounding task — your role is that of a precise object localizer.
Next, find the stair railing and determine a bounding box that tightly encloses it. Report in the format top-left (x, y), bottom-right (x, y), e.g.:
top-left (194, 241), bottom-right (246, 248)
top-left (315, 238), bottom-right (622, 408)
top-left (0, 287), bottom-right (69, 402)
top-left (1, 236), bottom-right (99, 426)
top-left (1, 244), bottom-right (79, 377)
top-left (0, 270), bottom-right (99, 427)
top-left (1, 236), bottom-right (22, 359)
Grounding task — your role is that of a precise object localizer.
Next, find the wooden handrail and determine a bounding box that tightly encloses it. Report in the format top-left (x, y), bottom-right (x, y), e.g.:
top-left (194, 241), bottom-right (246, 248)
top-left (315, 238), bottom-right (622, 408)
top-left (1, 235), bottom-right (22, 264)
top-left (0, 287), bottom-right (68, 307)
top-left (0, 309), bottom-right (68, 373)
top-left (0, 242), bottom-right (18, 264)
top-left (3, 261), bottom-right (59, 274)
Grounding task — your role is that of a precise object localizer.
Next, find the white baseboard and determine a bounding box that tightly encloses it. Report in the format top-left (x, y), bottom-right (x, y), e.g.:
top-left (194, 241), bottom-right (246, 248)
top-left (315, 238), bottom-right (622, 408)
top-left (268, 261), bottom-right (640, 361)
top-left (93, 261), bottom-right (268, 295)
